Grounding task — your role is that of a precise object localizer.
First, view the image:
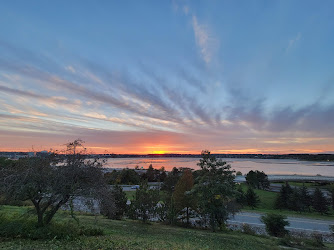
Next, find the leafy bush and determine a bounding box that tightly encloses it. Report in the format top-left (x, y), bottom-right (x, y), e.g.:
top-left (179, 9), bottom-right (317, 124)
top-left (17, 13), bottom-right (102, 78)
top-left (260, 213), bottom-right (289, 237)
top-left (330, 224), bottom-right (334, 234)
top-left (241, 223), bottom-right (256, 235)
top-left (0, 212), bottom-right (103, 240)
top-left (309, 232), bottom-right (324, 247)
top-left (278, 235), bottom-right (303, 247)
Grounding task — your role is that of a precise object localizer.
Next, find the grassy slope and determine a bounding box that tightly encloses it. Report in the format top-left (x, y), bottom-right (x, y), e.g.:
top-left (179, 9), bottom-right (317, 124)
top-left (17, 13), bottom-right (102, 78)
top-left (0, 205), bottom-right (281, 250)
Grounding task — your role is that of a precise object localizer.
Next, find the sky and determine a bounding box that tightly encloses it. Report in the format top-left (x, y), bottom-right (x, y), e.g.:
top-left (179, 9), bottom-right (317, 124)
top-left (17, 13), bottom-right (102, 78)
top-left (0, 0), bottom-right (334, 154)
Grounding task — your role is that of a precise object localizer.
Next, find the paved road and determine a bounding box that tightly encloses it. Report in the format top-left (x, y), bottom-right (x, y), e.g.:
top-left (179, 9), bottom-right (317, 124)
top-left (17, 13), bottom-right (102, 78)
top-left (228, 212), bottom-right (333, 233)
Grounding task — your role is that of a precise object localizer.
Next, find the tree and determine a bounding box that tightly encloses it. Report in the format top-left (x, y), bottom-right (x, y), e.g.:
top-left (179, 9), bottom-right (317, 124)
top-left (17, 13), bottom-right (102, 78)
top-left (299, 185), bottom-right (312, 212)
top-left (245, 170), bottom-right (270, 190)
top-left (245, 187), bottom-right (260, 209)
top-left (173, 169), bottom-right (195, 226)
top-left (100, 184), bottom-right (127, 220)
top-left (0, 140), bottom-right (106, 227)
top-left (312, 187), bottom-right (329, 215)
top-left (289, 187), bottom-right (302, 212)
top-left (261, 213), bottom-right (289, 237)
top-left (130, 182), bottom-right (160, 223)
top-left (158, 167), bottom-right (167, 182)
top-left (275, 182), bottom-right (293, 210)
top-left (327, 185), bottom-right (334, 210)
top-left (142, 164), bottom-right (156, 182)
top-left (236, 185), bottom-right (246, 206)
top-left (192, 150), bottom-right (238, 231)
top-left (161, 167), bottom-right (181, 194)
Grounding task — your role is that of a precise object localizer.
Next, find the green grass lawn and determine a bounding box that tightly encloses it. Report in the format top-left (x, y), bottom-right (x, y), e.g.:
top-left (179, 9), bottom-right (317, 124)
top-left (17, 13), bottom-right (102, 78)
top-left (2, 205), bottom-right (334, 249)
top-left (239, 184), bottom-right (334, 221)
top-left (125, 190), bottom-right (136, 199)
top-left (0, 205), bottom-right (283, 250)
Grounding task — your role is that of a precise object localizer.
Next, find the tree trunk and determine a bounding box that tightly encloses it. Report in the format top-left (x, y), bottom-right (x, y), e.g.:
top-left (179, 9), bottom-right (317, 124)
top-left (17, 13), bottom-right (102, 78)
top-left (44, 199), bottom-right (67, 225)
top-left (31, 199), bottom-right (44, 227)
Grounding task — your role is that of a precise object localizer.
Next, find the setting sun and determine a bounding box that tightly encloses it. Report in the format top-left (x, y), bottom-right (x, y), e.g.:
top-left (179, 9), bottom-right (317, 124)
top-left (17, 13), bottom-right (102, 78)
top-left (152, 151), bottom-right (166, 154)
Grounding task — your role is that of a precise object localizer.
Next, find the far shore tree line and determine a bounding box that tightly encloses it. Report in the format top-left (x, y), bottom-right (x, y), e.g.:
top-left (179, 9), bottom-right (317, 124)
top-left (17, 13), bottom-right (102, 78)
top-left (1, 140), bottom-right (334, 236)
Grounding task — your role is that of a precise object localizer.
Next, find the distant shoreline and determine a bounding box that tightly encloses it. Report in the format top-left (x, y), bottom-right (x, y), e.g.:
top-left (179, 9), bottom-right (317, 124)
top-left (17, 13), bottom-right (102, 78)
top-left (1, 152), bottom-right (333, 162)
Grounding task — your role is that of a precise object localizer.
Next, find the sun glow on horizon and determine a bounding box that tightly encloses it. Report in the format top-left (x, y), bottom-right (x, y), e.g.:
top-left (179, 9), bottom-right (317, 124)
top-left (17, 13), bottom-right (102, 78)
top-left (152, 150), bottom-right (167, 154)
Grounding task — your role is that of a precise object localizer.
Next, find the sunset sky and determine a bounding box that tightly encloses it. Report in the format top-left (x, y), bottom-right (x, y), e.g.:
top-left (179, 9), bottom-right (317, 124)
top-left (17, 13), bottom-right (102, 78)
top-left (0, 0), bottom-right (334, 154)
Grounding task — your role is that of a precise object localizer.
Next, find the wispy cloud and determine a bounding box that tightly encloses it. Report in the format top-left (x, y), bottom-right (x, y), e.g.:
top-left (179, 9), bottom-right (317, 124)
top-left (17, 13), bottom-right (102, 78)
top-left (192, 15), bottom-right (218, 65)
top-left (1, 40), bottom-right (334, 153)
top-left (286, 32), bottom-right (302, 51)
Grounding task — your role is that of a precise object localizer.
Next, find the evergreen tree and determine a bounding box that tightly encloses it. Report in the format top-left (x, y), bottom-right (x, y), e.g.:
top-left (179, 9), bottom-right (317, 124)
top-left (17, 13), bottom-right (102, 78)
top-left (245, 187), bottom-right (260, 209)
top-left (299, 185), bottom-right (312, 212)
top-left (290, 187), bottom-right (302, 212)
top-left (236, 185), bottom-right (246, 206)
top-left (275, 182), bottom-right (293, 210)
top-left (312, 187), bottom-right (329, 215)
top-left (328, 185), bottom-right (334, 210)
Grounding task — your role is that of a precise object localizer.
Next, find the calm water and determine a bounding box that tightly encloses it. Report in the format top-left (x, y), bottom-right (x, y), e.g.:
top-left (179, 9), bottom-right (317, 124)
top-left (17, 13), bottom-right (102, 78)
top-left (104, 157), bottom-right (334, 176)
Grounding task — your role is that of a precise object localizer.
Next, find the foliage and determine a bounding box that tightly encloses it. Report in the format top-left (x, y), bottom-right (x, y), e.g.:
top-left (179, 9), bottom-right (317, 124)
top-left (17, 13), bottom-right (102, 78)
top-left (328, 185), bottom-right (334, 210)
top-left (299, 185), bottom-right (312, 212)
top-left (245, 170), bottom-right (270, 190)
top-left (274, 183), bottom-right (314, 213)
top-left (155, 191), bottom-right (178, 225)
top-left (236, 171), bottom-right (243, 176)
top-left (161, 167), bottom-right (181, 194)
top-left (100, 185), bottom-right (127, 220)
top-left (289, 187), bottom-right (303, 212)
top-left (275, 182), bottom-right (293, 210)
top-left (0, 211), bottom-right (103, 240)
top-left (310, 232), bottom-right (325, 247)
top-left (241, 223), bottom-right (256, 235)
top-left (129, 182), bottom-right (160, 223)
top-left (312, 187), bottom-right (330, 214)
top-left (245, 187), bottom-right (260, 209)
top-left (172, 169), bottom-right (196, 226)
top-left (0, 140), bottom-right (106, 227)
top-left (192, 150), bottom-right (238, 231)
top-left (236, 185), bottom-right (246, 206)
top-left (105, 168), bottom-right (140, 185)
top-left (0, 157), bottom-right (14, 168)
top-left (260, 213), bottom-right (289, 237)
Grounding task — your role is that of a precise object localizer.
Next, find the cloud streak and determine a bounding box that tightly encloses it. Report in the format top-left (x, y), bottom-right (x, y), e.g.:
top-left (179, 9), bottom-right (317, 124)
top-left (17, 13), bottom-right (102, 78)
top-left (0, 40), bottom-right (333, 153)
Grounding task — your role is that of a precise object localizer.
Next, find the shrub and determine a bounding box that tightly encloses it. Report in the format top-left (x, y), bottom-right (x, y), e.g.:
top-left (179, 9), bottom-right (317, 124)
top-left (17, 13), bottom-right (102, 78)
top-left (241, 223), bottom-right (256, 235)
top-left (309, 232), bottom-right (324, 247)
top-left (260, 213), bottom-right (289, 237)
top-left (279, 235), bottom-right (303, 247)
top-left (330, 224), bottom-right (334, 234)
top-left (0, 212), bottom-right (103, 240)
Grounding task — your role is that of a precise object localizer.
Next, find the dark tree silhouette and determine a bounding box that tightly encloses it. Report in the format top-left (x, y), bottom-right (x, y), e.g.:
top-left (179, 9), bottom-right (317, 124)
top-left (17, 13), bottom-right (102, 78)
top-left (312, 187), bottom-right (330, 215)
top-left (245, 187), bottom-right (260, 209)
